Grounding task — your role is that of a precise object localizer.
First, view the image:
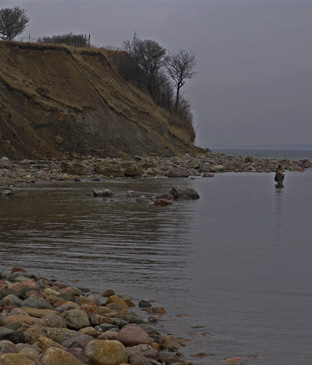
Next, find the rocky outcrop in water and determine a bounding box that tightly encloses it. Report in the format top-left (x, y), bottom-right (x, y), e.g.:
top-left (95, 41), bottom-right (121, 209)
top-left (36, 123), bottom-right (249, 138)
top-left (170, 186), bottom-right (200, 200)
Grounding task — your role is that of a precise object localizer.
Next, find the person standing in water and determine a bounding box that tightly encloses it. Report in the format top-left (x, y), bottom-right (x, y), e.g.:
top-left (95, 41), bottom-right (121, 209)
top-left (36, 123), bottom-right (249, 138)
top-left (274, 165), bottom-right (285, 188)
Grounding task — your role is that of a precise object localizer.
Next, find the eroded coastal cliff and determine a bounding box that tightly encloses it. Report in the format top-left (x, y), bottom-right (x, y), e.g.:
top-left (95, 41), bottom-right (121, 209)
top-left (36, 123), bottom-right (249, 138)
top-left (0, 42), bottom-right (200, 160)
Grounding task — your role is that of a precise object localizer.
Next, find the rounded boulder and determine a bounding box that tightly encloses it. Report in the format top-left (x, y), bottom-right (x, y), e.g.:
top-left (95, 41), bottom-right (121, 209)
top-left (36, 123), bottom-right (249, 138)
top-left (63, 309), bottom-right (90, 330)
top-left (117, 326), bottom-right (151, 347)
top-left (84, 340), bottom-right (128, 365)
top-left (40, 347), bottom-right (82, 365)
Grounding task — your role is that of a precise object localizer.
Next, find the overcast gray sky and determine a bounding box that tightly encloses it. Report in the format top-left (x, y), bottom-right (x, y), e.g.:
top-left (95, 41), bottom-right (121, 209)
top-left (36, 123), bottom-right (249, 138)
top-left (2, 0), bottom-right (312, 149)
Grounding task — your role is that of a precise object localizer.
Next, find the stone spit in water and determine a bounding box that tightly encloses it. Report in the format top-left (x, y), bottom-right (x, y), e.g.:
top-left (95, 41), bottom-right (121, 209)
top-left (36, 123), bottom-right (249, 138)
top-left (0, 151), bottom-right (310, 188)
top-left (0, 268), bottom-right (193, 365)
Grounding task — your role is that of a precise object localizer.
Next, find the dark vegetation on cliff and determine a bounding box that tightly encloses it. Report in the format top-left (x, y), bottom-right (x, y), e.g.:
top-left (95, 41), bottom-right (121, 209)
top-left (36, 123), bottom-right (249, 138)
top-left (0, 41), bottom-right (200, 160)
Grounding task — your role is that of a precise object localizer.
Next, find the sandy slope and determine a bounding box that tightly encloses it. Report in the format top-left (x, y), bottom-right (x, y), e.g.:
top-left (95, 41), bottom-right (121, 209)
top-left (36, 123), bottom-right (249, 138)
top-left (0, 42), bottom-right (199, 160)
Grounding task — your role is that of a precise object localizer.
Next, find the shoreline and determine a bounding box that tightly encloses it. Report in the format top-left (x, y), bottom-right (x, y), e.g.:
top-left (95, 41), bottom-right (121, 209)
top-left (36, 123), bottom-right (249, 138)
top-left (1, 154), bottom-right (310, 363)
top-left (0, 151), bottom-right (311, 189)
top-left (0, 268), bottom-right (195, 365)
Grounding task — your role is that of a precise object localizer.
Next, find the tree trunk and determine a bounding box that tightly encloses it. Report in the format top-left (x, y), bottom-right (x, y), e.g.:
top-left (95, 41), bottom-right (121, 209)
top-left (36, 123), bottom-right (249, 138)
top-left (174, 86), bottom-right (181, 111)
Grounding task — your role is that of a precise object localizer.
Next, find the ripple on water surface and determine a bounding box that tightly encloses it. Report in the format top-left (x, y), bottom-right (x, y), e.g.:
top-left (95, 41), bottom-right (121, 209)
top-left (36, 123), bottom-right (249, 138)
top-left (1, 173), bottom-right (312, 364)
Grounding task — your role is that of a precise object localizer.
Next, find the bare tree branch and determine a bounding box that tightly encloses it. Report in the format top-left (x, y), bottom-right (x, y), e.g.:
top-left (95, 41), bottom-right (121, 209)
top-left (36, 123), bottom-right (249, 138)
top-left (165, 50), bottom-right (197, 111)
top-left (0, 7), bottom-right (29, 41)
top-left (123, 33), bottom-right (166, 99)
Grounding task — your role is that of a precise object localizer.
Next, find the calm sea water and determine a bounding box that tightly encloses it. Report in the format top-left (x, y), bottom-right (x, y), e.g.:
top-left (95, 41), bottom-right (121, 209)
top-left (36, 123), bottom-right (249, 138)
top-left (0, 150), bottom-right (311, 364)
top-left (212, 148), bottom-right (312, 161)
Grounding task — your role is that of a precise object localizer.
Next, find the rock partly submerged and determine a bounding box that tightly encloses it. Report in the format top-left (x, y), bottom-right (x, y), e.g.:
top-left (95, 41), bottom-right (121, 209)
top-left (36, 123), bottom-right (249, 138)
top-left (170, 185), bottom-right (200, 200)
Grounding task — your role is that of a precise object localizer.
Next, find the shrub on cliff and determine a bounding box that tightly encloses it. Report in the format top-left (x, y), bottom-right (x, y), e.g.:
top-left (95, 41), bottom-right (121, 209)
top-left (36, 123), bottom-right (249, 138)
top-left (122, 33), bottom-right (197, 142)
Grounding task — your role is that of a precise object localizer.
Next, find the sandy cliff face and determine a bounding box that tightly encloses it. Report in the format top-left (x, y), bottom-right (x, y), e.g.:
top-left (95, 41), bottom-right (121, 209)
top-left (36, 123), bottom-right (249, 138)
top-left (0, 42), bottom-right (199, 160)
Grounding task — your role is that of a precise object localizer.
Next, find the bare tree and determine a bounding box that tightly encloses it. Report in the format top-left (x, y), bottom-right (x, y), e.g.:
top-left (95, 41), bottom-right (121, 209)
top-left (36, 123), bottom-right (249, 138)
top-left (165, 50), bottom-right (197, 111)
top-left (0, 7), bottom-right (29, 41)
top-left (123, 33), bottom-right (166, 100)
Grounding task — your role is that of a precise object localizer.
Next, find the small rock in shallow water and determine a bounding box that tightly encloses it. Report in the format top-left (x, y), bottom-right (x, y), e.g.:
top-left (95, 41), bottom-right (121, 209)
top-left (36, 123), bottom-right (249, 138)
top-left (101, 289), bottom-right (115, 297)
top-left (1, 190), bottom-right (14, 197)
top-left (136, 196), bottom-right (154, 204)
top-left (139, 300), bottom-right (152, 308)
top-left (155, 193), bottom-right (174, 201)
top-left (93, 189), bottom-right (113, 197)
top-left (154, 198), bottom-right (173, 206)
top-left (146, 307), bottom-right (166, 315)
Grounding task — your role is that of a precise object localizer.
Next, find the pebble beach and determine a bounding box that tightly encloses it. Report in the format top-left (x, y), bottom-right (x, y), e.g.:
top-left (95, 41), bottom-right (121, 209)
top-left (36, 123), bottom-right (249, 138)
top-left (0, 268), bottom-right (195, 365)
top-left (0, 150), bottom-right (311, 189)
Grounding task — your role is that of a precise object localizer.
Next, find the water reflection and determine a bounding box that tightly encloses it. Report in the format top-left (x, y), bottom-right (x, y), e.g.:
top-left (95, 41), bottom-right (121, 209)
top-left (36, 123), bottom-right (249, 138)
top-left (274, 183), bottom-right (284, 230)
top-left (1, 172), bottom-right (312, 364)
top-left (0, 180), bottom-right (195, 294)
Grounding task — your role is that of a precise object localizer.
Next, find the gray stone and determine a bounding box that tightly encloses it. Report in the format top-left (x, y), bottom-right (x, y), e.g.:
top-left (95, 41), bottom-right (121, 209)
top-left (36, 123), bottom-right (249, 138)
top-left (22, 296), bottom-right (55, 310)
top-left (0, 328), bottom-right (25, 344)
top-left (0, 289), bottom-right (17, 301)
top-left (170, 185), bottom-right (200, 200)
top-left (93, 189), bottom-right (113, 197)
top-left (0, 294), bottom-right (23, 307)
top-left (167, 168), bottom-right (189, 178)
top-left (86, 294), bottom-right (100, 305)
top-left (67, 347), bottom-right (89, 364)
top-left (95, 324), bottom-right (118, 333)
top-left (42, 313), bottom-right (66, 328)
top-left (1, 190), bottom-right (14, 197)
top-left (63, 309), bottom-right (90, 330)
top-left (62, 334), bottom-right (93, 349)
top-left (56, 303), bottom-right (80, 313)
top-left (120, 312), bottom-right (144, 324)
top-left (138, 300), bottom-right (152, 309)
top-left (15, 343), bottom-right (42, 353)
top-left (44, 328), bottom-right (81, 344)
top-left (0, 340), bottom-right (18, 353)
top-left (127, 347), bottom-right (151, 365)
top-left (136, 324), bottom-right (161, 338)
top-left (8, 272), bottom-right (36, 281)
top-left (112, 318), bottom-right (128, 328)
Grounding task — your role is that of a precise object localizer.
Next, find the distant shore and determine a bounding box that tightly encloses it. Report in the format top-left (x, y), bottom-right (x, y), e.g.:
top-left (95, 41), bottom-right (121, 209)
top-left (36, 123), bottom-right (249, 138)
top-left (0, 151), bottom-right (311, 189)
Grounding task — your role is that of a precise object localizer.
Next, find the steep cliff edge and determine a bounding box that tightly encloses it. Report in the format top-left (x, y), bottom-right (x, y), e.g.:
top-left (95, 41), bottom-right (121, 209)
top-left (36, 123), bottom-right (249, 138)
top-left (0, 42), bottom-right (200, 160)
